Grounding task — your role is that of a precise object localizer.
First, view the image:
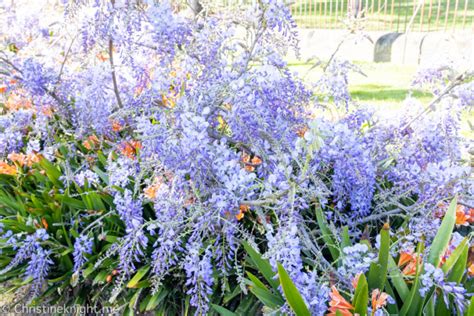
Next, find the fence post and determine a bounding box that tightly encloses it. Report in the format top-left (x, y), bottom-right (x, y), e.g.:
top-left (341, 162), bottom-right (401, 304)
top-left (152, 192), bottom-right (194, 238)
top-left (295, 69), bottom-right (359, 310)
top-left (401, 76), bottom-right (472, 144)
top-left (444, 0), bottom-right (451, 30)
top-left (419, 0), bottom-right (425, 31)
top-left (462, 0), bottom-right (469, 29)
top-left (453, 0), bottom-right (460, 31)
top-left (427, 0), bottom-right (433, 31)
top-left (435, 0), bottom-right (442, 30)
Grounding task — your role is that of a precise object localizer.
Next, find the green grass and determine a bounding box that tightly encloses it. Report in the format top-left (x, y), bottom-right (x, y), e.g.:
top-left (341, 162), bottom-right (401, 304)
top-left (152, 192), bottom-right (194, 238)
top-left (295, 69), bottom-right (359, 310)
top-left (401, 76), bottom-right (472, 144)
top-left (289, 61), bottom-right (473, 140)
top-left (350, 84), bottom-right (432, 102)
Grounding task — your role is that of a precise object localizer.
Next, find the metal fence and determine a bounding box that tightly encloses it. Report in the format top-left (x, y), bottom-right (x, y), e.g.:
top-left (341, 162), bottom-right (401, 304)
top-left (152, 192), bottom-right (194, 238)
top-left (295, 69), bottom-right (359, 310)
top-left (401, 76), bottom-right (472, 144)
top-left (289, 0), bottom-right (474, 31)
top-left (212, 0), bottom-right (474, 31)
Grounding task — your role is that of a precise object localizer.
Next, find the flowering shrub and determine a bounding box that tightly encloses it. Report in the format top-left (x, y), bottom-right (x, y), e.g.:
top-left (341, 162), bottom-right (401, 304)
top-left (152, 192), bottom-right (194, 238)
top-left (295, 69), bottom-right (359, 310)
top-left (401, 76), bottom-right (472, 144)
top-left (0, 0), bottom-right (472, 315)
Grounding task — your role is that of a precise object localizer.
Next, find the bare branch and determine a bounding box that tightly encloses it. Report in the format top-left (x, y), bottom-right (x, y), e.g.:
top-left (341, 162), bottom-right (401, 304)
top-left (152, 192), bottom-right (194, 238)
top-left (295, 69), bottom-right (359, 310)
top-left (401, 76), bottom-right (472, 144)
top-left (108, 38), bottom-right (124, 109)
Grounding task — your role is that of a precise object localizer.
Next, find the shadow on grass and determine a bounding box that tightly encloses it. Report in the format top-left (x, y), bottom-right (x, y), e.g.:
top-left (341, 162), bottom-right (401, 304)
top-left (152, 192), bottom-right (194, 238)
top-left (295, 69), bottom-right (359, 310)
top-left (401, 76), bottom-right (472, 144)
top-left (350, 84), bottom-right (432, 102)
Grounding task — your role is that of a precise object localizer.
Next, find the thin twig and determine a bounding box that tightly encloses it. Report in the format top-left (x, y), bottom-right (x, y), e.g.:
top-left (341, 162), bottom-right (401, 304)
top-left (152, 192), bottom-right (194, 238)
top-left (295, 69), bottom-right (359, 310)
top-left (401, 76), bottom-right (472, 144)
top-left (57, 35), bottom-right (78, 84)
top-left (401, 71), bottom-right (468, 131)
top-left (109, 38), bottom-right (124, 109)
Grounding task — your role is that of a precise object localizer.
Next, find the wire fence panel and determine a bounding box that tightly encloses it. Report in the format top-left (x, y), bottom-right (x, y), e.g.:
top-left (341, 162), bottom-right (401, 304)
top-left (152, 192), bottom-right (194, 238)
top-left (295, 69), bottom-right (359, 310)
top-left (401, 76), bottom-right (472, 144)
top-left (289, 0), bottom-right (474, 31)
top-left (187, 0), bottom-right (473, 31)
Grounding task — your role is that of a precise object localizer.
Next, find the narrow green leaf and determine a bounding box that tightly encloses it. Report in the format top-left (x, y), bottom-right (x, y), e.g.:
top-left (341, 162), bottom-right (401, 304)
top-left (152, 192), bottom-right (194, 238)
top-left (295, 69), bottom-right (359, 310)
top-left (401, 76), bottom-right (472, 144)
top-left (92, 271), bottom-right (108, 285)
top-left (129, 289), bottom-right (142, 310)
top-left (424, 295), bottom-right (436, 316)
top-left (442, 238), bottom-right (469, 274)
top-left (353, 273), bottom-right (368, 316)
top-left (315, 206), bottom-right (339, 261)
top-left (400, 242), bottom-right (425, 316)
top-left (427, 198), bottom-right (457, 267)
top-left (211, 304), bottom-right (238, 316)
top-left (277, 262), bottom-right (310, 316)
top-left (39, 158), bottom-right (62, 187)
top-left (246, 272), bottom-right (270, 291)
top-left (223, 285), bottom-right (242, 304)
top-left (384, 282), bottom-right (399, 315)
top-left (242, 241), bottom-right (279, 290)
top-left (341, 226), bottom-right (351, 248)
top-left (466, 296), bottom-right (474, 316)
top-left (434, 293), bottom-right (450, 316)
top-left (249, 285), bottom-right (284, 309)
top-left (368, 223), bottom-right (390, 291)
top-left (145, 289), bottom-right (168, 311)
top-left (447, 241), bottom-right (469, 284)
top-left (127, 265), bottom-right (150, 288)
top-left (387, 256), bottom-right (409, 302)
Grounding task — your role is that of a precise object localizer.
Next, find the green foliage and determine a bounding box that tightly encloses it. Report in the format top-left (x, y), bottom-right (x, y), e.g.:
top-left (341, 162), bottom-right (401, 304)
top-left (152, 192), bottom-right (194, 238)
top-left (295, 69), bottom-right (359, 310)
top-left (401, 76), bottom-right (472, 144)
top-left (241, 198), bottom-right (473, 316)
top-left (277, 263), bottom-right (310, 316)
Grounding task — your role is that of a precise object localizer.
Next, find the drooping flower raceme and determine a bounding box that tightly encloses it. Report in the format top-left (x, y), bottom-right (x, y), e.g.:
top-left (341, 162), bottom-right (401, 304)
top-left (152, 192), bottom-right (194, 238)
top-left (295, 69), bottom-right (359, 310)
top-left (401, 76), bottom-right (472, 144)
top-left (73, 235), bottom-right (93, 272)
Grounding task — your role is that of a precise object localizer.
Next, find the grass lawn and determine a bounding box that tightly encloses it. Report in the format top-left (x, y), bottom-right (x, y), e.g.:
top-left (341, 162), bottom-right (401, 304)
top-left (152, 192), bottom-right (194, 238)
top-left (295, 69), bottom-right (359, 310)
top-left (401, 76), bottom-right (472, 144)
top-left (289, 61), bottom-right (473, 140)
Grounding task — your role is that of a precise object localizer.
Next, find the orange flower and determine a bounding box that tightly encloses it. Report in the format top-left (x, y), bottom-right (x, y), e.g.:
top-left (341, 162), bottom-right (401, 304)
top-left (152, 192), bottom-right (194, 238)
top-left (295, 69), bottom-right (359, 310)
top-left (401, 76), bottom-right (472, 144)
top-left (456, 205), bottom-right (471, 226)
top-left (41, 218), bottom-right (49, 230)
top-left (468, 263), bottom-right (474, 277)
top-left (7, 152), bottom-right (40, 167)
top-left (251, 156), bottom-right (262, 165)
top-left (327, 286), bottom-right (354, 316)
top-left (0, 84), bottom-right (7, 94)
top-left (351, 273), bottom-right (361, 289)
top-left (41, 105), bottom-right (54, 117)
top-left (296, 125), bottom-right (308, 137)
top-left (96, 51), bottom-right (108, 62)
top-left (0, 161), bottom-right (17, 175)
top-left (399, 251), bottom-right (421, 276)
top-left (468, 208), bottom-right (474, 224)
top-left (83, 135), bottom-right (100, 150)
top-left (144, 177), bottom-right (164, 200)
top-left (371, 289), bottom-right (389, 312)
top-left (240, 152), bottom-right (262, 172)
top-left (161, 92), bottom-right (177, 108)
top-left (119, 140), bottom-right (142, 159)
top-left (398, 251), bottom-right (415, 267)
top-left (235, 204), bottom-right (249, 221)
top-left (5, 91), bottom-right (32, 111)
top-left (111, 120), bottom-right (123, 132)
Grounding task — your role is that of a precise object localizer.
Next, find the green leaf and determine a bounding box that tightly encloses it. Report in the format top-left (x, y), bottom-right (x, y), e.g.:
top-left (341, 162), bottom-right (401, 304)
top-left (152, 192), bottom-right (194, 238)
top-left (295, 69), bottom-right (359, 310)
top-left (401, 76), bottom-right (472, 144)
top-left (242, 241), bottom-right (279, 290)
top-left (399, 242), bottom-right (425, 316)
top-left (353, 273), bottom-right (368, 316)
top-left (447, 241), bottom-right (468, 284)
top-left (341, 226), bottom-right (351, 248)
top-left (277, 262), bottom-right (310, 316)
top-left (466, 296), bottom-right (474, 316)
top-left (92, 271), bottom-right (109, 285)
top-left (434, 293), bottom-right (450, 316)
top-left (92, 165), bottom-right (109, 185)
top-left (427, 197), bottom-right (457, 267)
top-left (368, 223), bottom-right (390, 291)
top-left (39, 158), bottom-right (62, 187)
top-left (145, 289), bottom-right (168, 311)
top-left (384, 282), bottom-right (399, 315)
top-left (246, 271), bottom-right (271, 291)
top-left (315, 206), bottom-right (339, 261)
top-left (387, 256), bottom-right (409, 302)
top-left (211, 304), bottom-right (238, 316)
top-left (223, 284), bottom-right (242, 304)
top-left (248, 284), bottom-right (284, 309)
top-left (127, 264), bottom-right (150, 288)
top-left (442, 237), bottom-right (469, 275)
top-left (129, 289), bottom-right (142, 310)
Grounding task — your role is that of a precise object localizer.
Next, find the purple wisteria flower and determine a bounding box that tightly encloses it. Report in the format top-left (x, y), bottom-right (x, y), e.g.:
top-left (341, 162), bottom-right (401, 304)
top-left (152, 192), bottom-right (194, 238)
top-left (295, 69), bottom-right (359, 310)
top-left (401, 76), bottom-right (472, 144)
top-left (73, 234), bottom-right (93, 272)
top-left (183, 242), bottom-right (214, 315)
